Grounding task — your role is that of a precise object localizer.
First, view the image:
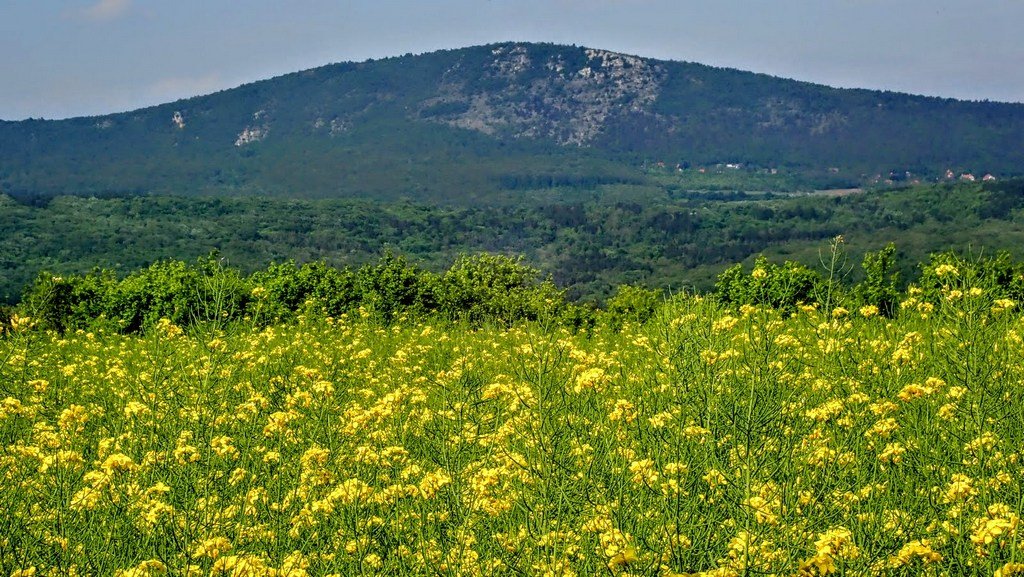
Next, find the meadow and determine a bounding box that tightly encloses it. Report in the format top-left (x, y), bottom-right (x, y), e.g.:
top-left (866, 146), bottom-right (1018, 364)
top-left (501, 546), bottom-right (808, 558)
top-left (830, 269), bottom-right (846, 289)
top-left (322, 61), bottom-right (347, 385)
top-left (3, 256), bottom-right (1024, 576)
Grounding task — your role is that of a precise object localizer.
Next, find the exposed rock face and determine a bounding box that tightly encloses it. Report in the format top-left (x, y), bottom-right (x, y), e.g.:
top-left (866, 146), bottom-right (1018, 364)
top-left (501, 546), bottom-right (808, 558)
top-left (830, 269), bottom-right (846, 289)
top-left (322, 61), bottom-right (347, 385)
top-left (421, 44), bottom-right (665, 145)
top-left (234, 126), bottom-right (266, 146)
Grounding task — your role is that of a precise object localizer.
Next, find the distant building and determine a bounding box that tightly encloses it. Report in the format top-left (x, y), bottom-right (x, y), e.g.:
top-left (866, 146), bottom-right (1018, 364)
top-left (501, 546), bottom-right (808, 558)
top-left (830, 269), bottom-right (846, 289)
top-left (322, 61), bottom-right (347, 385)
top-left (960, 173), bottom-right (976, 182)
top-left (983, 174), bottom-right (997, 182)
top-left (945, 169), bottom-right (955, 180)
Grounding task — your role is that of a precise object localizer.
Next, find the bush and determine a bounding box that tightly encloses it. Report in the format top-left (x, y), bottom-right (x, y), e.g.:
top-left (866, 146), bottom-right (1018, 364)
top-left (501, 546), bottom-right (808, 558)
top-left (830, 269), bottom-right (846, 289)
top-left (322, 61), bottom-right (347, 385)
top-left (853, 243), bottom-right (901, 317)
top-left (914, 250), bottom-right (1024, 305)
top-left (356, 251), bottom-right (434, 323)
top-left (21, 269), bottom-right (115, 333)
top-left (107, 256), bottom-right (249, 333)
top-left (603, 285), bottom-right (662, 330)
top-left (433, 254), bottom-right (566, 325)
top-left (248, 261), bottom-right (359, 323)
top-left (714, 255), bottom-right (824, 312)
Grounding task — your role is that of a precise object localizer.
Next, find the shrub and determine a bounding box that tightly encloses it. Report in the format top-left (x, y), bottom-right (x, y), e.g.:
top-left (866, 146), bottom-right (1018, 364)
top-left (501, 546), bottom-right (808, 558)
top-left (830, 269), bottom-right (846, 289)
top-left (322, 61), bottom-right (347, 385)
top-left (356, 251), bottom-right (433, 323)
top-left (21, 269), bottom-right (115, 333)
top-left (433, 253), bottom-right (565, 325)
top-left (914, 250), bottom-right (1024, 305)
top-left (853, 243), bottom-right (901, 317)
top-left (603, 285), bottom-right (662, 330)
top-left (248, 261), bottom-right (359, 323)
top-left (714, 255), bottom-right (824, 312)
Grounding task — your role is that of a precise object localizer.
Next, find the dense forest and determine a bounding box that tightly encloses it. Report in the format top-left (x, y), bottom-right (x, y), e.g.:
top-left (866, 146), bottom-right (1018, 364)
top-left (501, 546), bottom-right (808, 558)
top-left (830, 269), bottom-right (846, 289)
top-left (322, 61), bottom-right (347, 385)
top-left (4, 179), bottom-right (1024, 307)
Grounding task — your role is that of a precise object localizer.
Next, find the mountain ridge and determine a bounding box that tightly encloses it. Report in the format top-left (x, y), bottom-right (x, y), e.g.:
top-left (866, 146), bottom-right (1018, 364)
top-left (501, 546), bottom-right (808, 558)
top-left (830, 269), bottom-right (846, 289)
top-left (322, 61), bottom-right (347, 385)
top-left (2, 42), bottom-right (1023, 201)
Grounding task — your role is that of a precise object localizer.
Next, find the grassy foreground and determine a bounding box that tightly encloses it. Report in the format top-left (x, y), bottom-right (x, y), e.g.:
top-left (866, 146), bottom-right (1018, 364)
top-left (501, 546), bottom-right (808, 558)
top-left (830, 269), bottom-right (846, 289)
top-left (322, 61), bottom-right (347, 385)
top-left (2, 289), bottom-right (1024, 576)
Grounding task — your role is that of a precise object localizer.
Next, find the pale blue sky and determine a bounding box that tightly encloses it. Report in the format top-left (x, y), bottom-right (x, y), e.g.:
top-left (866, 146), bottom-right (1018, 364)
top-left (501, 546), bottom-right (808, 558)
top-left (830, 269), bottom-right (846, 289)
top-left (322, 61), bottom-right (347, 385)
top-left (2, 0), bottom-right (1022, 120)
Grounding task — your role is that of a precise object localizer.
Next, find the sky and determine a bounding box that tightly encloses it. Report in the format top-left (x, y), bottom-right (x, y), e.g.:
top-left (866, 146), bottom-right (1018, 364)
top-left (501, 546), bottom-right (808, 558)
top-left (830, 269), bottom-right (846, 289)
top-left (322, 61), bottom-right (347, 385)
top-left (2, 0), bottom-right (1022, 120)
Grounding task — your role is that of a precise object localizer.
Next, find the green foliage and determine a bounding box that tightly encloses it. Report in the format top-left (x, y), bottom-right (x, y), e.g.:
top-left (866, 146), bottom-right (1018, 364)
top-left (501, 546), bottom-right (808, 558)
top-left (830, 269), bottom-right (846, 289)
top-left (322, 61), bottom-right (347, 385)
top-left (602, 285), bottom-right (663, 330)
top-left (356, 252), bottom-right (434, 324)
top-left (21, 270), bottom-right (115, 333)
top-left (0, 303), bottom-right (11, 328)
top-left (6, 181), bottom-right (1024, 306)
top-left (714, 255), bottom-right (823, 312)
top-left (914, 250), bottom-right (1024, 304)
top-left (248, 261), bottom-right (359, 322)
top-left (107, 256), bottom-right (249, 333)
top-left (19, 252), bottom-right (583, 333)
top-left (853, 243), bottom-right (901, 316)
top-left (433, 254), bottom-right (564, 326)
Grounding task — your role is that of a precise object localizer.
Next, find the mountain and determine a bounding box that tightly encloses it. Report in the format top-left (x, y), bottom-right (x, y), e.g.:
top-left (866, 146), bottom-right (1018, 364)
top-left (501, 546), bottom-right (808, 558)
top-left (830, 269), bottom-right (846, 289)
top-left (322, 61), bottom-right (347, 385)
top-left (2, 42), bottom-right (1023, 203)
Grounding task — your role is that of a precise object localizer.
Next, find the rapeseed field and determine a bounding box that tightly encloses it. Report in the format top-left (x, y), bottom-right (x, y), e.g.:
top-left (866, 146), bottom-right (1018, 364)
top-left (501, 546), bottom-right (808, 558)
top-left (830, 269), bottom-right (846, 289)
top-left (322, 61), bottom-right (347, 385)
top-left (2, 275), bottom-right (1023, 575)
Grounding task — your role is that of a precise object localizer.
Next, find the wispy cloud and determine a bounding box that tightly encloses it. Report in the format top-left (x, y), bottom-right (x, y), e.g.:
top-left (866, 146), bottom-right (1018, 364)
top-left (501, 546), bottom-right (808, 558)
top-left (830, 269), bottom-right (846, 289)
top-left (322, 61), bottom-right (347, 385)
top-left (81, 0), bottom-right (132, 21)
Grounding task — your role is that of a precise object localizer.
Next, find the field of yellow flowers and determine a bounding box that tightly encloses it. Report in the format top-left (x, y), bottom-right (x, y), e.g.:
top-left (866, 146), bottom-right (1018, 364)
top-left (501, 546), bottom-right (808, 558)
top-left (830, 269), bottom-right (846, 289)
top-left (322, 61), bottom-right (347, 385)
top-left (2, 285), bottom-right (1024, 576)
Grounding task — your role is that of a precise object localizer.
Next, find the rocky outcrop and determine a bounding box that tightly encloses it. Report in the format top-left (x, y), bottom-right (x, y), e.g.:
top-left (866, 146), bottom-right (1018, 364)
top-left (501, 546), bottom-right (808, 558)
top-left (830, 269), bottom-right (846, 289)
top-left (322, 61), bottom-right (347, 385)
top-left (420, 44), bottom-right (665, 145)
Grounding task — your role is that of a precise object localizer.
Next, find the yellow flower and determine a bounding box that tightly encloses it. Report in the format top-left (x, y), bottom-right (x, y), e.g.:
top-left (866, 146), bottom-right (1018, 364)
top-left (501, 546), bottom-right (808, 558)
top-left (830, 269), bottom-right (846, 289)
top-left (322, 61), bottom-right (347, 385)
top-left (100, 453), bottom-right (136, 474)
top-left (192, 536), bottom-right (232, 560)
top-left (858, 305), bottom-right (879, 318)
top-left (887, 539), bottom-right (942, 567)
top-left (210, 435), bottom-right (239, 459)
top-left (608, 399), bottom-right (636, 423)
top-left (896, 382), bottom-right (935, 402)
top-left (573, 367), bottom-right (607, 393)
top-left (115, 560), bottom-right (167, 577)
top-left (996, 562), bottom-right (1024, 577)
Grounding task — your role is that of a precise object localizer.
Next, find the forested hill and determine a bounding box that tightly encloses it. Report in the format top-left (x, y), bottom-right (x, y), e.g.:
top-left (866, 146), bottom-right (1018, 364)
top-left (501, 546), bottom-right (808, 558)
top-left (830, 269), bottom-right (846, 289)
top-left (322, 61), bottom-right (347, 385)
top-left (2, 42), bottom-right (1023, 202)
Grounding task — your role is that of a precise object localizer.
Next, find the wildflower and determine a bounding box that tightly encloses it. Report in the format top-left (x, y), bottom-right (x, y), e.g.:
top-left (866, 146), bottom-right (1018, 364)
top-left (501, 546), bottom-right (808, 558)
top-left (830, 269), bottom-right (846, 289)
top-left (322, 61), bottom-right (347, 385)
top-left (100, 453), bottom-right (135, 474)
top-left (58, 404), bottom-right (90, 433)
top-left (970, 504), bottom-right (1019, 551)
top-left (9, 314), bottom-right (35, 332)
top-left (210, 435), bottom-right (239, 459)
top-left (805, 399), bottom-right (844, 422)
top-left (115, 560), bottom-right (167, 577)
top-left (608, 399), bottom-right (636, 423)
top-left (943, 474), bottom-right (977, 503)
top-left (798, 527), bottom-right (860, 575)
top-left (897, 382), bottom-right (935, 402)
top-left (648, 410), bottom-right (674, 428)
top-left (628, 458), bottom-right (659, 487)
top-left (992, 298), bottom-right (1016, 312)
top-left (964, 432), bottom-right (999, 454)
top-left (887, 539), bottom-right (942, 567)
top-left (858, 305), bottom-right (879, 318)
top-left (878, 442), bottom-right (906, 464)
top-left (865, 417), bottom-right (898, 439)
top-left (712, 316), bottom-right (739, 333)
top-left (996, 563), bottom-right (1024, 577)
top-left (703, 469), bottom-right (728, 489)
top-left (417, 470), bottom-right (451, 499)
top-left (574, 367), bottom-right (607, 393)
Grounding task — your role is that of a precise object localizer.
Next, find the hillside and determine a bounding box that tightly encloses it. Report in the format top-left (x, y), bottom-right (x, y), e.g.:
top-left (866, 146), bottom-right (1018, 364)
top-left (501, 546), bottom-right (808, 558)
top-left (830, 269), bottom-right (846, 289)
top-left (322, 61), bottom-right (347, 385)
top-left (2, 42), bottom-right (1023, 202)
